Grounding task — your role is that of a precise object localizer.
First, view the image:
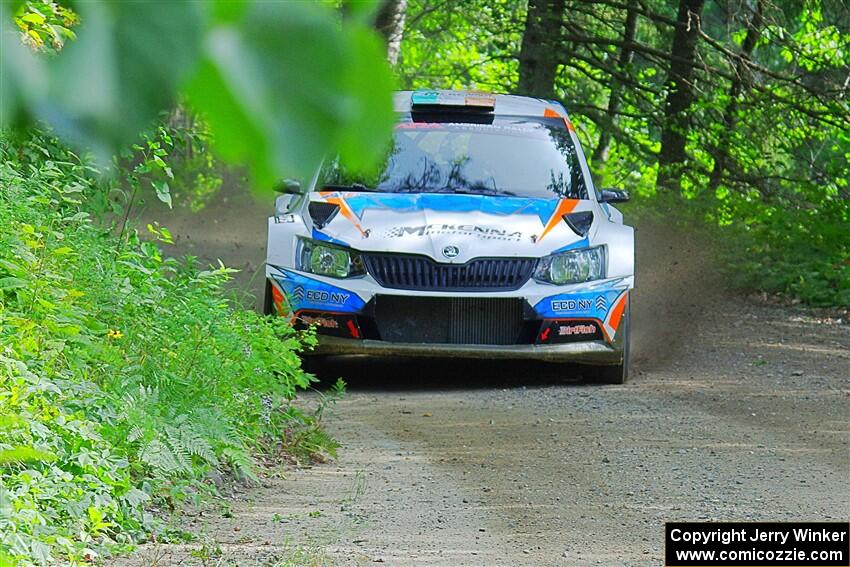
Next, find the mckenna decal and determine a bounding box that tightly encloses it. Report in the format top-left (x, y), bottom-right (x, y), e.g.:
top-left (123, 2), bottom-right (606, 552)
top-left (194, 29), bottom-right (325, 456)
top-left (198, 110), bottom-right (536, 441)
top-left (384, 224), bottom-right (523, 241)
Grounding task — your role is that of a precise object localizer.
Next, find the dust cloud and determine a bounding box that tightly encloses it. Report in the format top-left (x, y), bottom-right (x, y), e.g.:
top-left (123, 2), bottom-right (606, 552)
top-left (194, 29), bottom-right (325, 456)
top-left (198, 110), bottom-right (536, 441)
top-left (630, 218), bottom-right (728, 370)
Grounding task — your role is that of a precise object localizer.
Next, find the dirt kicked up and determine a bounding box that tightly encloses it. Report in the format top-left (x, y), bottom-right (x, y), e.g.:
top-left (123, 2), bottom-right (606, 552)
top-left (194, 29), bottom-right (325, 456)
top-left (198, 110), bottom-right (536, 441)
top-left (117, 186), bottom-right (849, 566)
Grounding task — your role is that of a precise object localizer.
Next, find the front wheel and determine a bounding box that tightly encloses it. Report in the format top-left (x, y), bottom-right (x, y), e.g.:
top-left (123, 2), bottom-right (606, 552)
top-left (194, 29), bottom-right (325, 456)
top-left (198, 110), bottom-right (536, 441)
top-left (587, 298), bottom-right (631, 385)
top-left (262, 279), bottom-right (274, 316)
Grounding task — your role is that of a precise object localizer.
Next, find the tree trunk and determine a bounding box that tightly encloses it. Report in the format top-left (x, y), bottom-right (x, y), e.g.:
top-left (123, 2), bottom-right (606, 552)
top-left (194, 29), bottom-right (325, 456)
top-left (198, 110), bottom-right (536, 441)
top-left (708, 0), bottom-right (764, 192)
top-left (517, 0), bottom-right (566, 99)
top-left (656, 0), bottom-right (705, 192)
top-left (592, 0), bottom-right (638, 166)
top-left (374, 0), bottom-right (408, 66)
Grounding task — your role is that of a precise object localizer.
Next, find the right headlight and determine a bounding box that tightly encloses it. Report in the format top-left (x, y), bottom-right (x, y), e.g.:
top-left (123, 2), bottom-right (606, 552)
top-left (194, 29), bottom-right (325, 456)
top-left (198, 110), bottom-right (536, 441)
top-left (296, 238), bottom-right (365, 279)
top-left (534, 246), bottom-right (606, 285)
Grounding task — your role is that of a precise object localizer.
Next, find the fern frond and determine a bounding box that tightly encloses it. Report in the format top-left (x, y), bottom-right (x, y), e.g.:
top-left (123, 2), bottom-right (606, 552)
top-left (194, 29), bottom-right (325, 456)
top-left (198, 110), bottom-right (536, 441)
top-left (175, 424), bottom-right (217, 466)
top-left (220, 447), bottom-right (258, 483)
top-left (139, 439), bottom-right (183, 475)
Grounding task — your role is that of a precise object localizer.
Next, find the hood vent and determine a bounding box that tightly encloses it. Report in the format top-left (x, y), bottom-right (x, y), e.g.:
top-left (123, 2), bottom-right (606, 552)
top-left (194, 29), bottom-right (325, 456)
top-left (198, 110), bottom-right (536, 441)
top-left (563, 211), bottom-right (593, 237)
top-left (308, 202), bottom-right (339, 228)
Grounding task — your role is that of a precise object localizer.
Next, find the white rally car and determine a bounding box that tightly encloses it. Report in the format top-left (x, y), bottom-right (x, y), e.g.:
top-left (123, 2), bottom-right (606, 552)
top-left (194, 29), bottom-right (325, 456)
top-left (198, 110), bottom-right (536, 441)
top-left (264, 91), bottom-right (634, 383)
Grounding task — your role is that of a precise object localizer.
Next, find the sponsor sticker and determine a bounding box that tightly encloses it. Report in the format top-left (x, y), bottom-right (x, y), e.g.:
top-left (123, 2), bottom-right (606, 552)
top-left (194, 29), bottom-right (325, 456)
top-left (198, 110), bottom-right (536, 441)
top-left (299, 315), bottom-right (339, 329)
top-left (384, 224), bottom-right (523, 241)
top-left (538, 319), bottom-right (603, 343)
top-left (551, 298), bottom-right (594, 312)
top-left (304, 289), bottom-right (349, 305)
top-left (558, 323), bottom-right (597, 336)
top-left (276, 271), bottom-right (365, 314)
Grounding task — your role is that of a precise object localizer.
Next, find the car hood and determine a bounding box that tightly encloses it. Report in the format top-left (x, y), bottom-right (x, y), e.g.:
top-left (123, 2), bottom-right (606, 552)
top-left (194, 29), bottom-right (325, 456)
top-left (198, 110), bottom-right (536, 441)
top-left (305, 192), bottom-right (596, 262)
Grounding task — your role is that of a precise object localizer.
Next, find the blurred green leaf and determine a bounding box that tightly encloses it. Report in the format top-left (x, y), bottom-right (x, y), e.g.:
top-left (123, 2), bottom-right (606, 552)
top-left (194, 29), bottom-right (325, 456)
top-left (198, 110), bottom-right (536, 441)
top-left (341, 0), bottom-right (382, 25)
top-left (5, 0), bottom-right (394, 192)
top-left (37, 1), bottom-right (206, 163)
top-left (338, 26), bottom-right (396, 167)
top-left (185, 1), bottom-right (395, 187)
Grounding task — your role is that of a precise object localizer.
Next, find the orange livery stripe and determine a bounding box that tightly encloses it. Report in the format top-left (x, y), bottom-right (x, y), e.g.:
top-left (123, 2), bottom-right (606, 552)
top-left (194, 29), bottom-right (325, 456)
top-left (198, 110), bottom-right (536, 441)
top-left (537, 198), bottom-right (580, 242)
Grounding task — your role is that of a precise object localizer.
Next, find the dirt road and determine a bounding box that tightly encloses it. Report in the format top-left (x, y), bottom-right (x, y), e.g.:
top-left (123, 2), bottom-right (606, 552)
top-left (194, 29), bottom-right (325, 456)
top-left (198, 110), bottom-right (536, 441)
top-left (122, 185), bottom-right (849, 566)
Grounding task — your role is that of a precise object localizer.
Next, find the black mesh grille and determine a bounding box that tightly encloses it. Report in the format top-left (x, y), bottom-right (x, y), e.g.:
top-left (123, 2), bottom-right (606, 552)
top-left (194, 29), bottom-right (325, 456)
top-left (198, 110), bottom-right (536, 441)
top-left (374, 296), bottom-right (526, 345)
top-left (363, 253), bottom-right (535, 291)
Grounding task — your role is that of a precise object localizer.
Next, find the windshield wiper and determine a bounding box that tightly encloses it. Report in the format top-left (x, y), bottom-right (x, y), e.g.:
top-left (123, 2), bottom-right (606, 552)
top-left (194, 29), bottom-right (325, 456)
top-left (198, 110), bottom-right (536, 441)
top-left (320, 183), bottom-right (380, 192)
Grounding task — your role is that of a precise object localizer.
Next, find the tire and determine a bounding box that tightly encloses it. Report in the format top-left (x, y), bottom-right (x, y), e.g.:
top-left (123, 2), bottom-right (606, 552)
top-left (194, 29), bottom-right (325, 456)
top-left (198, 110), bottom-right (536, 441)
top-left (587, 298), bottom-right (631, 385)
top-left (300, 355), bottom-right (327, 381)
top-left (262, 278), bottom-right (274, 316)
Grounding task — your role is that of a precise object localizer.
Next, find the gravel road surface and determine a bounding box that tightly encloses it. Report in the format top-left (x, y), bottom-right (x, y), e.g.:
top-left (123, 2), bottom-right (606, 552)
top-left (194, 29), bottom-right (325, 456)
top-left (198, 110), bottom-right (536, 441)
top-left (116, 185), bottom-right (849, 566)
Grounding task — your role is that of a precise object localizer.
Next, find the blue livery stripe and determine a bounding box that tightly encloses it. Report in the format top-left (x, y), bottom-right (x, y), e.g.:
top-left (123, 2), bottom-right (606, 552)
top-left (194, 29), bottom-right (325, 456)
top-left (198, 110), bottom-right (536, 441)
top-left (311, 227), bottom-right (350, 247)
top-left (336, 193), bottom-right (567, 226)
top-left (551, 236), bottom-right (590, 254)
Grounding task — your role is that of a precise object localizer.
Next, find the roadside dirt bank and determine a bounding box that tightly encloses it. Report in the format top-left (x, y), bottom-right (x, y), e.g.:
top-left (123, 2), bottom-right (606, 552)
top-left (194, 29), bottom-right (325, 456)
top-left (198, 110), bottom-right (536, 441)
top-left (113, 186), bottom-right (849, 566)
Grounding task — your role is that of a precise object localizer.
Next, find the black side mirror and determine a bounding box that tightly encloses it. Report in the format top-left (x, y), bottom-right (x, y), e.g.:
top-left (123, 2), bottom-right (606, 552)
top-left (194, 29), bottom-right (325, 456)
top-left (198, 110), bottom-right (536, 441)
top-left (275, 178), bottom-right (302, 194)
top-left (599, 188), bottom-right (630, 204)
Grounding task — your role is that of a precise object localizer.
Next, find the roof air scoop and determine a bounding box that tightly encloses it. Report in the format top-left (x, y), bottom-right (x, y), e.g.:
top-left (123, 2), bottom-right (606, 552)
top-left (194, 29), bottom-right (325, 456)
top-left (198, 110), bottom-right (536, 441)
top-left (563, 211), bottom-right (594, 237)
top-left (308, 202), bottom-right (339, 228)
top-left (411, 90), bottom-right (496, 112)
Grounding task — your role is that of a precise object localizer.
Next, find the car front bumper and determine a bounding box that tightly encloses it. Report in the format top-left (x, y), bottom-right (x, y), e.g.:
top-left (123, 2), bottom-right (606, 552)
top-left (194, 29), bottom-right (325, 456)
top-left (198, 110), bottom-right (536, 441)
top-left (309, 335), bottom-right (624, 365)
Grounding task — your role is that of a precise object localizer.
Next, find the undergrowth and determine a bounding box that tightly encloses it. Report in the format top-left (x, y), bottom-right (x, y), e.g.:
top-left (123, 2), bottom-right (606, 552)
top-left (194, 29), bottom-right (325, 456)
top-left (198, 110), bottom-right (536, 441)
top-left (0, 132), bottom-right (339, 566)
top-left (624, 191), bottom-right (850, 308)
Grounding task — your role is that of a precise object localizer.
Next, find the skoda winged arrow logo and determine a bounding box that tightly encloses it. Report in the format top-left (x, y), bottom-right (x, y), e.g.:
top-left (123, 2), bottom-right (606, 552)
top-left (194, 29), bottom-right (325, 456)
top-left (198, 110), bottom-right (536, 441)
top-left (595, 295), bottom-right (607, 311)
top-left (291, 286), bottom-right (305, 302)
top-left (442, 245), bottom-right (460, 259)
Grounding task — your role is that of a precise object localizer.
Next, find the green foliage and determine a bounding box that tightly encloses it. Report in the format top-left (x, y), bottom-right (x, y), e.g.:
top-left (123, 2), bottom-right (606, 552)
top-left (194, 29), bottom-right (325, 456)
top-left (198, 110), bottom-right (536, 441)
top-left (398, 0), bottom-right (522, 91)
top-left (720, 194), bottom-right (850, 307)
top-left (12, 0), bottom-right (77, 52)
top-left (0, 131), bottom-right (337, 565)
top-left (2, 0), bottom-right (396, 188)
top-left (398, 0), bottom-right (850, 307)
top-left (160, 110), bottom-right (223, 213)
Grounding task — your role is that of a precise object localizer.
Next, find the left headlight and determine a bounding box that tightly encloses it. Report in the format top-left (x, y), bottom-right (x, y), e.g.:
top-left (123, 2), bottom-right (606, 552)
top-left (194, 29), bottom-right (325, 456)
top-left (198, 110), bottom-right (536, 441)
top-left (296, 238), bottom-right (365, 279)
top-left (534, 246), bottom-right (606, 285)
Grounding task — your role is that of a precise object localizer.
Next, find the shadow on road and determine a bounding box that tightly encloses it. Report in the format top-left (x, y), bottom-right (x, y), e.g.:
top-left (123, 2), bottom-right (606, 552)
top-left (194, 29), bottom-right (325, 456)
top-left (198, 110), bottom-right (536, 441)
top-left (308, 355), bottom-right (590, 391)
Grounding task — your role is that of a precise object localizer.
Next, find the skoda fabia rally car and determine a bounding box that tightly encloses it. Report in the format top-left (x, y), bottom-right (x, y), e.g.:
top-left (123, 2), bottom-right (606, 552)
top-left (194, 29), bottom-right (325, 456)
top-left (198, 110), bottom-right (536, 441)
top-left (264, 91), bottom-right (634, 383)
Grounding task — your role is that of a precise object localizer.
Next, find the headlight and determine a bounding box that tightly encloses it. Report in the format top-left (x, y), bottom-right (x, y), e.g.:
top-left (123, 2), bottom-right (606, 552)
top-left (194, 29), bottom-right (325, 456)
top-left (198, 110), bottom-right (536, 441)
top-left (534, 246), bottom-right (606, 285)
top-left (296, 238), bottom-right (365, 278)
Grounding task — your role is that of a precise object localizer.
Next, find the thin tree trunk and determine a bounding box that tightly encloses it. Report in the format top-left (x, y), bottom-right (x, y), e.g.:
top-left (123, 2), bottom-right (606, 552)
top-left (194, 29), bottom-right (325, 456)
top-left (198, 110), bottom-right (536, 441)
top-left (375, 0), bottom-right (408, 66)
top-left (517, 0), bottom-right (566, 99)
top-left (708, 0), bottom-right (764, 192)
top-left (656, 0), bottom-right (705, 192)
top-left (592, 0), bottom-right (638, 165)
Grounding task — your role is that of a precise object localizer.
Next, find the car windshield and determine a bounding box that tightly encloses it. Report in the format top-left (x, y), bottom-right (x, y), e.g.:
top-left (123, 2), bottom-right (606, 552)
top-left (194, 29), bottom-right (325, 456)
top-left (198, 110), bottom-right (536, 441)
top-left (318, 116), bottom-right (588, 200)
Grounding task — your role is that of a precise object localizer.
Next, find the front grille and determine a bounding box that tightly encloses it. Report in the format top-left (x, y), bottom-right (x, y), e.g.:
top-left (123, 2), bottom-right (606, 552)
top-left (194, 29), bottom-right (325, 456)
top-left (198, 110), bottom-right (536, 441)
top-left (374, 296), bottom-right (526, 345)
top-left (363, 253), bottom-right (535, 291)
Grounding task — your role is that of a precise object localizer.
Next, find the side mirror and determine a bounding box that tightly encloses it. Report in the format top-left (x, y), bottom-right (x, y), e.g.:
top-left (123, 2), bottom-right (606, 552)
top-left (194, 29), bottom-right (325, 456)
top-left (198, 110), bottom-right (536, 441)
top-left (599, 188), bottom-right (630, 204)
top-left (275, 178), bottom-right (302, 194)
